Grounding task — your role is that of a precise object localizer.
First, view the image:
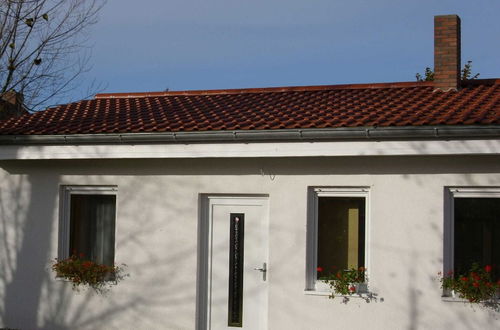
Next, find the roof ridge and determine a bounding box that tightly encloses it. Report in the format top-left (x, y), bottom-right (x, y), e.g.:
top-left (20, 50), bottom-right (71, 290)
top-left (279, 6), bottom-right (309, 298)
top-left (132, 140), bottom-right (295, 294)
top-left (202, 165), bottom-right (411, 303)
top-left (94, 81), bottom-right (437, 99)
top-left (461, 78), bottom-right (500, 87)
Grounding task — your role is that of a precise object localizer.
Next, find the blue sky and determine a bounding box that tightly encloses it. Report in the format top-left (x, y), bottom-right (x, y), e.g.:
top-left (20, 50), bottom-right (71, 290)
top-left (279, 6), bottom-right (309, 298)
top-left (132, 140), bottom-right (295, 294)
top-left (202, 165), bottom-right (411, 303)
top-left (75, 0), bottom-right (500, 99)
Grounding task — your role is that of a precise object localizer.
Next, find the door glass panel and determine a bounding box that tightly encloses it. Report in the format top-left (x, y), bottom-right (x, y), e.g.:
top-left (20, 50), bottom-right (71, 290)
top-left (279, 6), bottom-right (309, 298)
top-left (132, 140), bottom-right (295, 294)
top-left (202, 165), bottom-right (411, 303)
top-left (228, 213), bottom-right (245, 327)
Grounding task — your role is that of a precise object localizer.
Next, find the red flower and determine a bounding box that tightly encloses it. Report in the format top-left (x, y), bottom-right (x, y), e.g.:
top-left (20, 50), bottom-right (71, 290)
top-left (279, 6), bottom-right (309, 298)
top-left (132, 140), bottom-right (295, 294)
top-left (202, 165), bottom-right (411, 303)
top-left (460, 277), bottom-right (468, 282)
top-left (485, 265), bottom-right (492, 273)
top-left (336, 272), bottom-right (342, 279)
top-left (349, 286), bottom-right (356, 293)
top-left (316, 267), bottom-right (323, 272)
top-left (472, 282), bottom-right (479, 288)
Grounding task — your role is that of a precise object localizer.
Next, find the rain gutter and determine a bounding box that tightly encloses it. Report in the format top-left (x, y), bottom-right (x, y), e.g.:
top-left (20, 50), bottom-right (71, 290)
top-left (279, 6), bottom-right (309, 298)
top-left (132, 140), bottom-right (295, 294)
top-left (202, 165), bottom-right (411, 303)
top-left (0, 126), bottom-right (499, 145)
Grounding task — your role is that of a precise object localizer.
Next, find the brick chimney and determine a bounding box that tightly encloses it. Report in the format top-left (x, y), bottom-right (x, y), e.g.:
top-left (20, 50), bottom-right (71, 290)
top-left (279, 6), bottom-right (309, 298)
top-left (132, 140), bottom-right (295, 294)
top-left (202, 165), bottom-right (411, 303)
top-left (434, 15), bottom-right (461, 91)
top-left (0, 90), bottom-right (28, 121)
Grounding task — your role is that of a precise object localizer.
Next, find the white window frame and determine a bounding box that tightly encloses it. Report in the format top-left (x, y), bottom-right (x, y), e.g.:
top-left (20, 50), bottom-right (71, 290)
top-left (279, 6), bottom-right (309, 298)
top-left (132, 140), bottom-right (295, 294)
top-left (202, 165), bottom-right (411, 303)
top-left (444, 187), bottom-right (500, 279)
top-left (305, 187), bottom-right (370, 292)
top-left (58, 185), bottom-right (118, 260)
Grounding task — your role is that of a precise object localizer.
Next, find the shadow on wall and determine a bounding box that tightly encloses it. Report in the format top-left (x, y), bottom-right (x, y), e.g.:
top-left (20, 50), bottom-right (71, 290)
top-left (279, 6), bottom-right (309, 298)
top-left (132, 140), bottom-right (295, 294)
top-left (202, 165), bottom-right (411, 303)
top-left (267, 154), bottom-right (500, 330)
top-left (0, 168), bottom-right (200, 329)
top-left (365, 172), bottom-right (500, 330)
top-left (1, 173), bottom-right (58, 329)
top-left (1, 152), bottom-right (500, 329)
top-left (2, 154), bottom-right (500, 177)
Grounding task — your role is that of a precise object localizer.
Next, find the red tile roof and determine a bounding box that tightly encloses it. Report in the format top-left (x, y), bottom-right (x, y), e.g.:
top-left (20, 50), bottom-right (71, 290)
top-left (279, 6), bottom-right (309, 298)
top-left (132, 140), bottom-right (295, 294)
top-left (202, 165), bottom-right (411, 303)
top-left (0, 80), bottom-right (499, 136)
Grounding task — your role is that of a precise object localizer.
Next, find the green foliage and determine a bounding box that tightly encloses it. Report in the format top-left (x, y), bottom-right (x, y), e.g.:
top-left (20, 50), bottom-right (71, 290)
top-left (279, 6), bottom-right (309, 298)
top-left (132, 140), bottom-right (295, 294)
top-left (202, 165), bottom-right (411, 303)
top-left (320, 267), bottom-right (366, 299)
top-left (415, 67), bottom-right (434, 82)
top-left (52, 254), bottom-right (126, 294)
top-left (461, 60), bottom-right (480, 80)
top-left (416, 60), bottom-right (480, 82)
top-left (439, 264), bottom-right (499, 305)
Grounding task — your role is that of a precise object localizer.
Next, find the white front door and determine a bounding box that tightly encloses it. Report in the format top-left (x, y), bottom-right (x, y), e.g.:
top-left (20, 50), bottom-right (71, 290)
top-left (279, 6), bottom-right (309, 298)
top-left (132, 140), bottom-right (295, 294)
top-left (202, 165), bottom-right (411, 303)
top-left (204, 196), bottom-right (269, 330)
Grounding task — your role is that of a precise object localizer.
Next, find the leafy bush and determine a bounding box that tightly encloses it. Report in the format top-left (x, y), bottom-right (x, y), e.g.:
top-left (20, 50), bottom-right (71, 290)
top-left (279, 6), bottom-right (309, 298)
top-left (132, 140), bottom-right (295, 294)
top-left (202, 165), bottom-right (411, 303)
top-left (416, 60), bottom-right (480, 82)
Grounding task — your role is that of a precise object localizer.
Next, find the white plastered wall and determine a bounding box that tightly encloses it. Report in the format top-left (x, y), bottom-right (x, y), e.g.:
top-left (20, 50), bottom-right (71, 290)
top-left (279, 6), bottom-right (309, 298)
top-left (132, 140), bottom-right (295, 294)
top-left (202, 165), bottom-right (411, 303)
top-left (0, 155), bottom-right (500, 330)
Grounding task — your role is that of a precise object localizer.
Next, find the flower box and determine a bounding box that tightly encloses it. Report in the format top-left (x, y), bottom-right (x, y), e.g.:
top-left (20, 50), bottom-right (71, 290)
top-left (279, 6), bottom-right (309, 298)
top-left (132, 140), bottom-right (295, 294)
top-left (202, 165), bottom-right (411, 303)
top-left (318, 267), bottom-right (368, 299)
top-left (52, 253), bottom-right (126, 293)
top-left (439, 264), bottom-right (499, 307)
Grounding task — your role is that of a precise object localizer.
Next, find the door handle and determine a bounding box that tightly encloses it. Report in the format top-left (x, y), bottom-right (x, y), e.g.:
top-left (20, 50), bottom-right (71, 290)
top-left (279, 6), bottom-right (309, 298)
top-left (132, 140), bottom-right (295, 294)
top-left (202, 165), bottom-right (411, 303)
top-left (254, 262), bottom-right (267, 281)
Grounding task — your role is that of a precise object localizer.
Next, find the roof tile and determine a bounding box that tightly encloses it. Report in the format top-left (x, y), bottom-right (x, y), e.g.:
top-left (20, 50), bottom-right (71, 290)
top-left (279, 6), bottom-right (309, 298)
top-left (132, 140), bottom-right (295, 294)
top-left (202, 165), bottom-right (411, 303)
top-left (1, 80), bottom-right (499, 135)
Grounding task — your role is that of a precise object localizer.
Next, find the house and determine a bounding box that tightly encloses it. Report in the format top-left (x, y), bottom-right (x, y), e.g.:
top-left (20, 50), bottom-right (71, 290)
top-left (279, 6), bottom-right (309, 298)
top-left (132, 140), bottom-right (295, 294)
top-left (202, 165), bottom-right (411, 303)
top-left (0, 14), bottom-right (499, 330)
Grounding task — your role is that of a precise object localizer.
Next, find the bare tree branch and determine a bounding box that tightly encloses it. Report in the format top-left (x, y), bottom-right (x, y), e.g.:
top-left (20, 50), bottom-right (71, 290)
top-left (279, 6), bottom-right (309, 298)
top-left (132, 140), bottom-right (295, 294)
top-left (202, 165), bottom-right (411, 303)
top-left (0, 0), bottom-right (106, 110)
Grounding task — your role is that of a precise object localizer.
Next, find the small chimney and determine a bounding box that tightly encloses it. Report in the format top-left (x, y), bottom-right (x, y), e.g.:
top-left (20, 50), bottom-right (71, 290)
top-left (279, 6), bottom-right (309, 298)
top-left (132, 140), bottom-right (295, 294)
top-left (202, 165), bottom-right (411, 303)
top-left (0, 90), bottom-right (27, 121)
top-left (434, 15), bottom-right (461, 91)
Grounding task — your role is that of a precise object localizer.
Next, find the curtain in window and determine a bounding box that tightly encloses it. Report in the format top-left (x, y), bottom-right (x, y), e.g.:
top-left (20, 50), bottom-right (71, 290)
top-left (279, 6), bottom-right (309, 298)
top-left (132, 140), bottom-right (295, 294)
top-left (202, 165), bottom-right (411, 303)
top-left (454, 197), bottom-right (500, 281)
top-left (70, 194), bottom-right (116, 266)
top-left (317, 197), bottom-right (365, 277)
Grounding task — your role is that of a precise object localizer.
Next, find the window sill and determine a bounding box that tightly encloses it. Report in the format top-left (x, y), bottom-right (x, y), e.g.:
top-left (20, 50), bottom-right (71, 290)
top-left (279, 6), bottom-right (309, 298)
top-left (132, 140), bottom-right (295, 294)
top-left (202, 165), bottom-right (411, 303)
top-left (303, 290), bottom-right (373, 299)
top-left (55, 273), bottom-right (117, 283)
top-left (441, 296), bottom-right (471, 303)
top-left (441, 295), bottom-right (500, 303)
top-left (304, 290), bottom-right (331, 296)
top-left (313, 281), bottom-right (369, 293)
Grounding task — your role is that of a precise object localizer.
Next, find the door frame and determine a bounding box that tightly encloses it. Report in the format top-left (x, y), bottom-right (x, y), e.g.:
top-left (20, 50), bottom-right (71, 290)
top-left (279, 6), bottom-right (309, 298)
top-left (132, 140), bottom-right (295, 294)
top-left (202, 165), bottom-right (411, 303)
top-left (196, 194), bottom-right (269, 330)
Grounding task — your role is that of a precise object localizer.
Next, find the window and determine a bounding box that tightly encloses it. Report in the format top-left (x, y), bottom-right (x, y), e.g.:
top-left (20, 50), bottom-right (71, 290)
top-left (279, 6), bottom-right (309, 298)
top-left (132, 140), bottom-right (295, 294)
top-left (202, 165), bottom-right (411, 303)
top-left (59, 186), bottom-right (117, 266)
top-left (306, 187), bottom-right (369, 291)
top-left (445, 188), bottom-right (500, 282)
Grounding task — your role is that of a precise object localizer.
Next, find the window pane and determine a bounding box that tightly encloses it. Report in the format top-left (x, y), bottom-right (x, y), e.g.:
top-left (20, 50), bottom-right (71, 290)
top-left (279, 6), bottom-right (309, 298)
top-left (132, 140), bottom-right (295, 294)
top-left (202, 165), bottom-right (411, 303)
top-left (317, 197), bottom-right (365, 278)
top-left (69, 194), bottom-right (116, 266)
top-left (454, 197), bottom-right (500, 281)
